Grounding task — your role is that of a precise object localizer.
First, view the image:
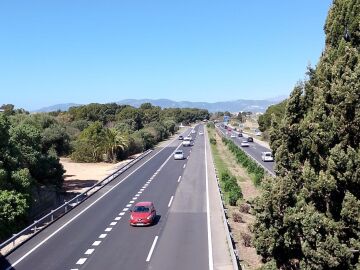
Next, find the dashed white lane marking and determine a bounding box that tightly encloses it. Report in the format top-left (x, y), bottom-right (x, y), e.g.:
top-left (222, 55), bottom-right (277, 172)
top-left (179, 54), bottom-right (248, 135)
top-left (135, 194), bottom-right (140, 197)
top-left (115, 217), bottom-right (121, 221)
top-left (99, 234), bottom-right (107, 239)
top-left (85, 249), bottom-right (94, 255)
top-left (138, 191), bottom-right (143, 194)
top-left (132, 197), bottom-right (137, 200)
top-left (92, 241), bottom-right (101, 246)
top-left (177, 176), bottom-right (181, 182)
top-left (119, 212), bottom-right (125, 216)
top-left (70, 269), bottom-right (78, 270)
top-left (140, 188), bottom-right (144, 191)
top-left (168, 196), bottom-right (174, 208)
top-left (129, 200), bottom-right (135, 203)
top-left (126, 204), bottom-right (132, 207)
top-left (110, 222), bottom-right (117, 226)
top-left (146, 236), bottom-right (159, 262)
top-left (187, 156), bottom-right (189, 159)
top-left (76, 258), bottom-right (87, 265)
top-left (123, 208), bottom-right (129, 211)
top-left (105, 227), bottom-right (112, 232)
top-left (183, 164), bottom-right (186, 169)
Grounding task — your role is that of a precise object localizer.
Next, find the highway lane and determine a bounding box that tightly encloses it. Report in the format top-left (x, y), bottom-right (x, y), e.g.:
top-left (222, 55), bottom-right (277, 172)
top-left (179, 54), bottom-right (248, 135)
top-left (217, 125), bottom-right (275, 174)
top-left (1, 126), bottom-right (206, 270)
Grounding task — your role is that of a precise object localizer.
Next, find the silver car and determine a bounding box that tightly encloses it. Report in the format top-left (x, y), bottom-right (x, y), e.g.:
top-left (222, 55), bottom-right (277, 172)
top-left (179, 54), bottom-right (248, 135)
top-left (174, 150), bottom-right (185, 160)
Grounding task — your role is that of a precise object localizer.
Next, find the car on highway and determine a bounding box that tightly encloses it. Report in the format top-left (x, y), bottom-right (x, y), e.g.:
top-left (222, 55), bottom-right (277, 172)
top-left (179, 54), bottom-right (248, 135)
top-left (182, 137), bottom-right (192, 146)
top-left (261, 151), bottom-right (274, 162)
top-left (178, 135), bottom-right (184, 140)
top-left (230, 134), bottom-right (236, 138)
top-left (174, 150), bottom-right (185, 160)
top-left (241, 140), bottom-right (250, 147)
top-left (129, 202), bottom-right (157, 226)
top-left (191, 129), bottom-right (196, 134)
top-left (198, 131), bottom-right (204, 135)
top-left (255, 131), bottom-right (262, 136)
top-left (247, 137), bottom-right (254, 142)
top-left (238, 133), bottom-right (243, 137)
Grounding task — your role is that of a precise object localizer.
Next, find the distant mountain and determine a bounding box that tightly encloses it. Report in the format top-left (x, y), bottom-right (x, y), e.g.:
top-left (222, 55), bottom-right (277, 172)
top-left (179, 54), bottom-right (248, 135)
top-left (33, 97), bottom-right (286, 113)
top-left (117, 98), bottom-right (284, 113)
top-left (33, 103), bottom-right (81, 113)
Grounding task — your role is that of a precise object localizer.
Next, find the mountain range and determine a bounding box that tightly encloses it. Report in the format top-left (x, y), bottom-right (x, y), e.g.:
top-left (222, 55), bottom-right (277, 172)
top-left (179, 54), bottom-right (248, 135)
top-left (33, 96), bottom-right (287, 113)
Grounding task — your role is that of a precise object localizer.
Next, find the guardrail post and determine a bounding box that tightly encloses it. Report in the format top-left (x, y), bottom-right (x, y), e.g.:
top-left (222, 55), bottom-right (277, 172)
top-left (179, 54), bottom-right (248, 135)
top-left (34, 221), bottom-right (37, 233)
top-left (51, 210), bottom-right (54, 222)
top-left (64, 201), bottom-right (68, 213)
top-left (12, 234), bottom-right (17, 246)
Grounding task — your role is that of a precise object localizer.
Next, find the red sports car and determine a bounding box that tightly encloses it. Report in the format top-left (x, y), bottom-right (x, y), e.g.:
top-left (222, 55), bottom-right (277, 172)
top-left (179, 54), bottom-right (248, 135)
top-left (129, 202), bottom-right (156, 226)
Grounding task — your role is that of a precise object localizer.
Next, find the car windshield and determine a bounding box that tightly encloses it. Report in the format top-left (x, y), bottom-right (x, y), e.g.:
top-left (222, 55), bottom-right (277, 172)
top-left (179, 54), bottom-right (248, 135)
top-left (175, 151), bottom-right (183, 154)
top-left (133, 206), bottom-right (150, 212)
top-left (265, 153), bottom-right (272, 157)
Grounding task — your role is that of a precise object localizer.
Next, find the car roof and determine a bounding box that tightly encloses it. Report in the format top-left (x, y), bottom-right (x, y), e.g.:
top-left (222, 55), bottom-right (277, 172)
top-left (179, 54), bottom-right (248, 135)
top-left (134, 201), bottom-right (153, 207)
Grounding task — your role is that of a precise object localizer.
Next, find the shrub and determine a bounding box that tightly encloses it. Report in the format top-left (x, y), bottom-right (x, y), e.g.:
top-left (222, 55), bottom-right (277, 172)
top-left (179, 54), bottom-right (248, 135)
top-left (239, 203), bottom-right (251, 214)
top-left (232, 211), bottom-right (243, 223)
top-left (241, 232), bottom-right (252, 247)
top-left (210, 137), bottom-right (216, 145)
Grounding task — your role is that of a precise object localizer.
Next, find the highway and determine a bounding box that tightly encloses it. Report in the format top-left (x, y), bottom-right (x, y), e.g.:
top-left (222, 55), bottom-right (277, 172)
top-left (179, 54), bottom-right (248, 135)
top-left (217, 125), bottom-right (275, 175)
top-left (0, 125), bottom-right (212, 270)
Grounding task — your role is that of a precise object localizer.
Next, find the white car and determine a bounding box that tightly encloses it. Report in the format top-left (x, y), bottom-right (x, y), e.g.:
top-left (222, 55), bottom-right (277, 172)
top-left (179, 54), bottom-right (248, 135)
top-left (230, 134), bottom-right (236, 138)
top-left (182, 138), bottom-right (191, 146)
top-left (240, 140), bottom-right (250, 147)
top-left (261, 152), bottom-right (274, 162)
top-left (198, 131), bottom-right (204, 135)
top-left (174, 150), bottom-right (185, 160)
top-left (191, 129), bottom-right (196, 134)
top-left (255, 131), bottom-right (262, 136)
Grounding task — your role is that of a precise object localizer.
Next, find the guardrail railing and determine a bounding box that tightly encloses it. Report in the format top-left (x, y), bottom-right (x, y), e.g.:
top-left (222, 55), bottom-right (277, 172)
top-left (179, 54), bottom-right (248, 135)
top-left (0, 149), bottom-right (152, 255)
top-left (216, 127), bottom-right (275, 176)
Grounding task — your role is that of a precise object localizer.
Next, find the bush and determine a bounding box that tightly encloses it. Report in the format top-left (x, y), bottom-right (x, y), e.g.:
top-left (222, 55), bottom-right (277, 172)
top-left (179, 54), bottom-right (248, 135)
top-left (232, 211), bottom-right (244, 223)
top-left (239, 203), bottom-right (251, 213)
top-left (209, 137), bottom-right (216, 145)
top-left (241, 232), bottom-right (252, 247)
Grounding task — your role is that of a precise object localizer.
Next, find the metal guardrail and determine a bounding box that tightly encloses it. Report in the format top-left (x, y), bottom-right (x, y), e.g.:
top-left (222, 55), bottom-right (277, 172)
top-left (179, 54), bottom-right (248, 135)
top-left (0, 149), bottom-right (153, 254)
top-left (216, 127), bottom-right (275, 176)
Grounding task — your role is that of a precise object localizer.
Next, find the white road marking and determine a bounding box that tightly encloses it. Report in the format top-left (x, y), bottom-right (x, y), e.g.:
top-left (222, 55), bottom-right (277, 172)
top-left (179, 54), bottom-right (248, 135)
top-left (105, 227), bottom-right (112, 232)
top-left (177, 176), bottom-right (181, 182)
top-left (140, 188), bottom-right (144, 191)
top-left (205, 129), bottom-right (214, 270)
top-left (168, 196), bottom-right (174, 208)
top-left (143, 185), bottom-right (147, 188)
top-left (135, 194), bottom-right (140, 197)
top-left (146, 236), bottom-right (159, 262)
top-left (129, 200), bottom-right (135, 203)
top-left (183, 164), bottom-right (186, 169)
top-left (123, 208), bottom-right (129, 211)
top-left (115, 217), bottom-right (121, 221)
top-left (126, 204), bottom-right (132, 207)
top-left (119, 212), bottom-right (125, 216)
top-left (92, 241), bottom-right (101, 246)
top-left (110, 222), bottom-right (117, 226)
top-left (138, 191), bottom-right (143, 194)
top-left (99, 234), bottom-right (107, 239)
top-left (4, 129), bottom-right (190, 270)
top-left (187, 156), bottom-right (189, 159)
top-left (76, 258), bottom-right (87, 265)
top-left (85, 249), bottom-right (94, 255)
top-left (132, 197), bottom-right (137, 200)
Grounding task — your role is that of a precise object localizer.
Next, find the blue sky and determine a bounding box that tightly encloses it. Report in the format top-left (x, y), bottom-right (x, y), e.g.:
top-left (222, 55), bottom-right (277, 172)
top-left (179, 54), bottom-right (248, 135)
top-left (0, 1), bottom-right (332, 110)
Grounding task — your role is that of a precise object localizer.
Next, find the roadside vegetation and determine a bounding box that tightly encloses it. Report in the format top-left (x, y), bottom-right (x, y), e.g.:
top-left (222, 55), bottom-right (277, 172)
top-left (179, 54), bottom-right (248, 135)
top-left (0, 103), bottom-right (209, 241)
top-left (207, 123), bottom-right (263, 269)
top-left (253, 1), bottom-right (360, 269)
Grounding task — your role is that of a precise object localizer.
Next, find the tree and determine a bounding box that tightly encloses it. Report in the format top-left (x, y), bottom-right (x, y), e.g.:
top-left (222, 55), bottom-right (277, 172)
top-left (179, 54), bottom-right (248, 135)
top-left (254, 1), bottom-right (360, 269)
top-left (101, 128), bottom-right (129, 162)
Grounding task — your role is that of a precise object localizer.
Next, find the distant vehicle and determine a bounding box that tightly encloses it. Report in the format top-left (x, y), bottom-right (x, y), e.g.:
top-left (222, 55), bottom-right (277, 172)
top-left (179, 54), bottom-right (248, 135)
top-left (230, 134), bottom-right (236, 138)
top-left (191, 129), bottom-right (196, 134)
top-left (261, 152), bottom-right (274, 162)
top-left (199, 131), bottom-right (204, 135)
top-left (178, 135), bottom-right (184, 140)
top-left (129, 202), bottom-right (156, 226)
top-left (238, 133), bottom-right (243, 137)
top-left (247, 137), bottom-right (254, 142)
top-left (174, 150), bottom-right (185, 160)
top-left (241, 140), bottom-right (250, 147)
top-left (182, 137), bottom-right (191, 146)
top-left (255, 131), bottom-right (262, 136)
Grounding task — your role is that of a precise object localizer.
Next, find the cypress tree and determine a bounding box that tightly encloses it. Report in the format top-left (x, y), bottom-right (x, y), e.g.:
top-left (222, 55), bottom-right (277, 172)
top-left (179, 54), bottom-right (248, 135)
top-left (254, 1), bottom-right (360, 269)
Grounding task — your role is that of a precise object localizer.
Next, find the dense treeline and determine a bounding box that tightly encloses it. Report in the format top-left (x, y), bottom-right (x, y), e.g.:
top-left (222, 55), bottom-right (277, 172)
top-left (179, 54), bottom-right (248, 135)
top-left (258, 100), bottom-right (287, 132)
top-left (0, 102), bottom-right (209, 240)
top-left (254, 1), bottom-right (360, 269)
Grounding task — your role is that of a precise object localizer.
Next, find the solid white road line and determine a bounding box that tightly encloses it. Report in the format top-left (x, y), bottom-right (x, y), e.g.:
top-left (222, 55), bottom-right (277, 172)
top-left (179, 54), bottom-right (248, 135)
top-left (92, 241), bottom-right (101, 246)
top-left (168, 196), bottom-right (174, 208)
top-left (76, 258), bottom-right (87, 265)
top-left (85, 249), bottom-right (94, 255)
top-left (5, 130), bottom-right (191, 270)
top-left (205, 129), bottom-right (214, 270)
top-left (177, 176), bottom-right (181, 182)
top-left (146, 236), bottom-right (159, 262)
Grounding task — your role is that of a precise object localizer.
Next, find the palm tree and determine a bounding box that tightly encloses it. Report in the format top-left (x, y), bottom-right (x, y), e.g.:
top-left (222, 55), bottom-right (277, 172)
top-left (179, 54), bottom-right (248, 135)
top-left (102, 128), bottom-right (129, 162)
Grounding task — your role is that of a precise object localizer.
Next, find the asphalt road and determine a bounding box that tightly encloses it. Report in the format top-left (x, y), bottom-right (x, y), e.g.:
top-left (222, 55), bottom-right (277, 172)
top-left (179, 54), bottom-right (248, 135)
top-left (217, 125), bottom-right (275, 174)
top-left (1, 125), bottom-right (211, 270)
